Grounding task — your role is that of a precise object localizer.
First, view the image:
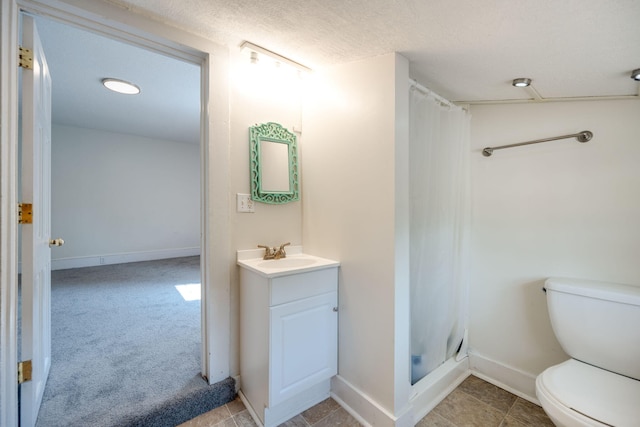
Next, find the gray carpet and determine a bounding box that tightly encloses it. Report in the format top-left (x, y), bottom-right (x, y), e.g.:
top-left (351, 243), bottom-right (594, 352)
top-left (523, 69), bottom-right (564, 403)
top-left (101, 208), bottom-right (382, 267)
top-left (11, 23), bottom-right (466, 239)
top-left (35, 256), bottom-right (235, 427)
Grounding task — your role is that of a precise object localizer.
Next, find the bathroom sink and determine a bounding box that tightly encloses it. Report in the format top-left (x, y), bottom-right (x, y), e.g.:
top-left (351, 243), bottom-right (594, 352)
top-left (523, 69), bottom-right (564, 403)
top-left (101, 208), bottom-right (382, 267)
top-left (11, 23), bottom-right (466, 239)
top-left (258, 258), bottom-right (317, 269)
top-left (237, 247), bottom-right (339, 278)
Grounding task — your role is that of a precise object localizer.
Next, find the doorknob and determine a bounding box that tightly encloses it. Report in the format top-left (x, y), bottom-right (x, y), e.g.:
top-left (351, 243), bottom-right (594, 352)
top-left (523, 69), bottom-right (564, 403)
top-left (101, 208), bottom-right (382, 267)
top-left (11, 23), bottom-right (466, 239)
top-left (49, 238), bottom-right (64, 247)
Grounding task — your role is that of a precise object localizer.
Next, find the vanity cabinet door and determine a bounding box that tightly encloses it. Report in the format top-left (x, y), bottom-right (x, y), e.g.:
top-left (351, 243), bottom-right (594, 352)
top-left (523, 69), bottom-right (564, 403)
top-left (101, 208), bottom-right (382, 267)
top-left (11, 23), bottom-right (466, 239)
top-left (269, 291), bottom-right (337, 406)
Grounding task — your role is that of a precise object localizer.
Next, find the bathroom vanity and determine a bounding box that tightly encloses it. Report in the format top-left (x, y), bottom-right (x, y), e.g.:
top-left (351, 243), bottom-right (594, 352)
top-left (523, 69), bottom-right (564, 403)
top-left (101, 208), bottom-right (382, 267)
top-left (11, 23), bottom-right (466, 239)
top-left (237, 247), bottom-right (340, 427)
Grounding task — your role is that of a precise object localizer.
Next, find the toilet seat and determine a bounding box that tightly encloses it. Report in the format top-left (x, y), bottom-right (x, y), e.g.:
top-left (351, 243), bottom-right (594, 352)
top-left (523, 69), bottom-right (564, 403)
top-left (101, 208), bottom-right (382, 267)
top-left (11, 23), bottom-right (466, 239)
top-left (536, 359), bottom-right (640, 427)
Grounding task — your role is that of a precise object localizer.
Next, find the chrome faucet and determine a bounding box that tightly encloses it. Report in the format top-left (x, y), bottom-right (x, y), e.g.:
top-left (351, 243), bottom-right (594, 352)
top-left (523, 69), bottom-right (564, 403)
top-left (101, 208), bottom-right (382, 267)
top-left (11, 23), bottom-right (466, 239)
top-left (257, 242), bottom-right (290, 260)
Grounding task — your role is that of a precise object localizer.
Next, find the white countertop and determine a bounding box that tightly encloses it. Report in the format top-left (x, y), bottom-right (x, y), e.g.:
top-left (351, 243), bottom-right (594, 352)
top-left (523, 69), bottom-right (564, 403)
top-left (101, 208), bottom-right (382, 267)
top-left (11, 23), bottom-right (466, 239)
top-left (237, 246), bottom-right (340, 278)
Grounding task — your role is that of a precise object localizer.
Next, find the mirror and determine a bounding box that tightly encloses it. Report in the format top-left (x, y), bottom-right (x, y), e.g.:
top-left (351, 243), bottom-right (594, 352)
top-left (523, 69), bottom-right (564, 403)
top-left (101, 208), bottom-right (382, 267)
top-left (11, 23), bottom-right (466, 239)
top-left (249, 122), bottom-right (299, 204)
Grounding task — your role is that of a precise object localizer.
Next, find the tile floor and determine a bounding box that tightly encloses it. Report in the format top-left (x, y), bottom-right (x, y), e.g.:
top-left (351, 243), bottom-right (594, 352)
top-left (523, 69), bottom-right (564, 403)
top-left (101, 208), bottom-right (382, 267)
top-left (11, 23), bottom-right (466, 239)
top-left (179, 375), bottom-right (554, 427)
top-left (418, 375), bottom-right (554, 427)
top-left (178, 395), bottom-right (357, 427)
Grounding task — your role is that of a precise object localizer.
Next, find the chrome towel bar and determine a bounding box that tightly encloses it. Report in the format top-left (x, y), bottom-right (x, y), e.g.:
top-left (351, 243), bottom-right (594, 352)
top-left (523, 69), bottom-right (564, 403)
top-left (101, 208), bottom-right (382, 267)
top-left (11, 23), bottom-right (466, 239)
top-left (482, 130), bottom-right (593, 157)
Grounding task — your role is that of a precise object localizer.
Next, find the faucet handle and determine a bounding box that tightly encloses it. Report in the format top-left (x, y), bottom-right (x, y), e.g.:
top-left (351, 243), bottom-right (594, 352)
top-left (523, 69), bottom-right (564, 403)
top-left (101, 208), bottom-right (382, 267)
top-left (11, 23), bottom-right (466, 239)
top-left (279, 242), bottom-right (291, 251)
top-left (272, 242), bottom-right (291, 260)
top-left (258, 244), bottom-right (275, 259)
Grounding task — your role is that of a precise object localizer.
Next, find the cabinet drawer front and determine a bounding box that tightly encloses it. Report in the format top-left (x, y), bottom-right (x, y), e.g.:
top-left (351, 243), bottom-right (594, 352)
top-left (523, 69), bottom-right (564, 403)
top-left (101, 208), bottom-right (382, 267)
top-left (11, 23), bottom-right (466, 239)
top-left (270, 267), bottom-right (337, 306)
top-left (269, 292), bottom-right (338, 406)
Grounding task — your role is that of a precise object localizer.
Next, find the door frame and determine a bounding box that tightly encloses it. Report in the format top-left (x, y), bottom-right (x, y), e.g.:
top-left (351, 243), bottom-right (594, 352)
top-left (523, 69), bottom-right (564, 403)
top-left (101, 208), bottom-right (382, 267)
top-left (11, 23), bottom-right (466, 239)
top-left (0, 1), bottom-right (232, 425)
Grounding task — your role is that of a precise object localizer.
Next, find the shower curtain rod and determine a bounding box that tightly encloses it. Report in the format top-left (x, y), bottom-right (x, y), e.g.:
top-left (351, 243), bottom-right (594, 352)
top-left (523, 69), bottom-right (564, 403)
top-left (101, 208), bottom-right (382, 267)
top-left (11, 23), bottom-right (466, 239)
top-left (482, 130), bottom-right (593, 157)
top-left (409, 79), bottom-right (458, 109)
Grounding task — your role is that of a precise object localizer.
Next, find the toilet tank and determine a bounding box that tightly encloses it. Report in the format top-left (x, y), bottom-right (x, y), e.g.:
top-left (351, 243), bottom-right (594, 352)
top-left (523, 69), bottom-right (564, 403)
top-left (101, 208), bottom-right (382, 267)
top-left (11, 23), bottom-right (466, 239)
top-left (544, 277), bottom-right (640, 380)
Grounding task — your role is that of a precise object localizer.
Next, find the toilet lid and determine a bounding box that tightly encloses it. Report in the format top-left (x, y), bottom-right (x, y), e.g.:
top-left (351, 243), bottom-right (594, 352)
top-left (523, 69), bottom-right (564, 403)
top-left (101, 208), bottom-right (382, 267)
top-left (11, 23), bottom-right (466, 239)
top-left (539, 359), bottom-right (640, 426)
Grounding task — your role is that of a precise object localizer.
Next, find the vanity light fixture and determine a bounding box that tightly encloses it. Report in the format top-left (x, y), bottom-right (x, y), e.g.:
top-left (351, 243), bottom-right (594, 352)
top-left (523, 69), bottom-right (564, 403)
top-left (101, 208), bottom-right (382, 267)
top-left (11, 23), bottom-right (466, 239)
top-left (512, 78), bottom-right (532, 87)
top-left (631, 69), bottom-right (640, 81)
top-left (102, 78), bottom-right (141, 95)
top-left (240, 41), bottom-right (311, 73)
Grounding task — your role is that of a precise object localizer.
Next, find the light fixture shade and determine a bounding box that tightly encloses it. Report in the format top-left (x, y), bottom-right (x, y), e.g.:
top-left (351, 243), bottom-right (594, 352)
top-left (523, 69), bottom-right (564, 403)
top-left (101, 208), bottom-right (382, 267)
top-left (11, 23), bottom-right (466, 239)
top-left (512, 78), bottom-right (532, 87)
top-left (240, 41), bottom-right (311, 73)
top-left (631, 69), bottom-right (640, 81)
top-left (102, 78), bottom-right (140, 95)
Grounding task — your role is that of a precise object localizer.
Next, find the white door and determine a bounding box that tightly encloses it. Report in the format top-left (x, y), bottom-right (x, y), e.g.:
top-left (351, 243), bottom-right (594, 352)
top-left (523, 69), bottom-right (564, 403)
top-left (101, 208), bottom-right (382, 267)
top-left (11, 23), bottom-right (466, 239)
top-left (20, 15), bottom-right (55, 427)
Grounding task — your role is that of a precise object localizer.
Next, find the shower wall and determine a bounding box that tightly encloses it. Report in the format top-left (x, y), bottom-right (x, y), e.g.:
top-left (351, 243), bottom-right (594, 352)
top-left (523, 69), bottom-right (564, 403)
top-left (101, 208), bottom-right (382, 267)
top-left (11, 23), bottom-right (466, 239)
top-left (469, 99), bottom-right (640, 398)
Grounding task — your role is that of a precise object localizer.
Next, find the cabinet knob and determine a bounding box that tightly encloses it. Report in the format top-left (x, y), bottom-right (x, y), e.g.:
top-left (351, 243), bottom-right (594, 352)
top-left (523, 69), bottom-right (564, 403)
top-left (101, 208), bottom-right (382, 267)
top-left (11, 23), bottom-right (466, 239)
top-left (332, 307), bottom-right (338, 312)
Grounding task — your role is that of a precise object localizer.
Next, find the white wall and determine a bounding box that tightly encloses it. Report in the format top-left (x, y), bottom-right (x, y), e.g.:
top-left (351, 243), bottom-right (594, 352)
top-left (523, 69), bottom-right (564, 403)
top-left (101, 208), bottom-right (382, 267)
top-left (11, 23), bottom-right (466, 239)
top-left (468, 99), bottom-right (640, 396)
top-left (302, 53), bottom-right (408, 422)
top-left (51, 124), bottom-right (200, 269)
top-left (228, 50), bottom-right (303, 250)
top-left (228, 49), bottom-right (305, 376)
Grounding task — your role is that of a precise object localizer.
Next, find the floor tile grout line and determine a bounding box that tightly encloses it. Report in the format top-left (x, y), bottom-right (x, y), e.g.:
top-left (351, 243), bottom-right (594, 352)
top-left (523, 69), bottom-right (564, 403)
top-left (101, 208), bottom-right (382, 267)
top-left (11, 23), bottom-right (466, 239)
top-left (450, 389), bottom-right (515, 427)
top-left (229, 409), bottom-right (237, 427)
top-left (498, 401), bottom-right (516, 427)
top-left (493, 396), bottom-right (520, 427)
top-left (307, 405), bottom-right (341, 426)
top-left (298, 413), bottom-right (312, 427)
top-left (497, 410), bottom-right (508, 427)
top-left (457, 388), bottom-right (511, 414)
top-left (509, 397), bottom-right (548, 427)
top-left (505, 397), bottom-right (519, 419)
top-left (431, 403), bottom-right (460, 427)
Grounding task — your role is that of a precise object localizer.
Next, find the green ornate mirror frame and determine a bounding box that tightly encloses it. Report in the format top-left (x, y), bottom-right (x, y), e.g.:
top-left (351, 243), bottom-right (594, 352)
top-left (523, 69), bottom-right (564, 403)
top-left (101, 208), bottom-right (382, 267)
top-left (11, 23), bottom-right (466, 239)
top-left (249, 122), bottom-right (299, 204)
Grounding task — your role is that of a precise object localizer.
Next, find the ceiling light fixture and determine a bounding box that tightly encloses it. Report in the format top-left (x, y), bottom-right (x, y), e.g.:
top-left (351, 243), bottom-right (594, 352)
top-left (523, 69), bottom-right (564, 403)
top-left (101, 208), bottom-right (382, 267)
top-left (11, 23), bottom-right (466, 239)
top-left (240, 41), bottom-right (311, 73)
top-left (102, 78), bottom-right (140, 95)
top-left (512, 78), bottom-right (532, 88)
top-left (631, 69), bottom-right (640, 81)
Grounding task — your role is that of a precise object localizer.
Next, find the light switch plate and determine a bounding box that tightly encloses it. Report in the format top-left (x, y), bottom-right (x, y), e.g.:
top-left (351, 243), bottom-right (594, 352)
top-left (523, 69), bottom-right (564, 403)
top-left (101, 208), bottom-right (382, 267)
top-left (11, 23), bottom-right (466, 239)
top-left (237, 193), bottom-right (255, 213)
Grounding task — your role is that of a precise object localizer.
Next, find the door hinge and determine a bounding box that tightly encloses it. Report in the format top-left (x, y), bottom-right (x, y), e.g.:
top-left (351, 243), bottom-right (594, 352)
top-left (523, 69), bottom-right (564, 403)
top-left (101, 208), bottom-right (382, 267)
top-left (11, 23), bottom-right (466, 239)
top-left (19, 46), bottom-right (33, 69)
top-left (18, 203), bottom-right (33, 224)
top-left (18, 360), bottom-right (33, 384)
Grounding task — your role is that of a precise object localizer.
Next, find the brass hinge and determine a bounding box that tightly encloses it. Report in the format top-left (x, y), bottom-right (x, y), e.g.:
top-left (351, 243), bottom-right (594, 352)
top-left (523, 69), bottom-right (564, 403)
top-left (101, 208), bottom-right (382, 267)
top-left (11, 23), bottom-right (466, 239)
top-left (18, 203), bottom-right (33, 224)
top-left (18, 360), bottom-right (32, 384)
top-left (19, 46), bottom-right (33, 69)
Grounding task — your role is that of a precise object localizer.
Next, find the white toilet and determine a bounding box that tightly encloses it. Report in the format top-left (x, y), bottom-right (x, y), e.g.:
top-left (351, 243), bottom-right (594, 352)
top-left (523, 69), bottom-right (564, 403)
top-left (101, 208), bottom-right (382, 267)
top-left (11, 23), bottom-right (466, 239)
top-left (536, 277), bottom-right (640, 427)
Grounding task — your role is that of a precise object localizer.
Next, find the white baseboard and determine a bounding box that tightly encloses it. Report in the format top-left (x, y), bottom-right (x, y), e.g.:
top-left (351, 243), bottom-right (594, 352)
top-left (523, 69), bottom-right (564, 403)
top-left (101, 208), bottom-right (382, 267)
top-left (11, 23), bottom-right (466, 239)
top-left (50, 247), bottom-right (200, 271)
top-left (240, 354), bottom-right (538, 427)
top-left (468, 350), bottom-right (540, 405)
top-left (331, 357), bottom-right (470, 427)
top-left (330, 376), bottom-right (395, 427)
top-left (331, 354), bottom-right (540, 427)
top-left (238, 390), bottom-right (263, 427)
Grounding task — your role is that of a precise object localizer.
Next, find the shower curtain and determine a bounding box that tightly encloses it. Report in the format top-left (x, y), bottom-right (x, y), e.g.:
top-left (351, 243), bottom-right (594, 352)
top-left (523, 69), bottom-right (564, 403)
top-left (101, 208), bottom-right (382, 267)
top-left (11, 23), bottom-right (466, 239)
top-left (409, 85), bottom-right (470, 385)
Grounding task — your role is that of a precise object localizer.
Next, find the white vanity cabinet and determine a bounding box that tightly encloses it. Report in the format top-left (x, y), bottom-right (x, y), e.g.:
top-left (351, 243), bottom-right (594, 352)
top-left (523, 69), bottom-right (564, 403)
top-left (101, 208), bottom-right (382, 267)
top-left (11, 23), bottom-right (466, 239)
top-left (238, 254), bottom-right (339, 427)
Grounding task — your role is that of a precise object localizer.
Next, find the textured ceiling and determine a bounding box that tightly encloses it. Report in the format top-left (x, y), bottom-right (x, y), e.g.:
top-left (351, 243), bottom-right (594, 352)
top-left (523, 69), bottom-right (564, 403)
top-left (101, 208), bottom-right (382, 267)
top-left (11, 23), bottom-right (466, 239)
top-left (108, 0), bottom-right (640, 101)
top-left (32, 0), bottom-right (640, 145)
